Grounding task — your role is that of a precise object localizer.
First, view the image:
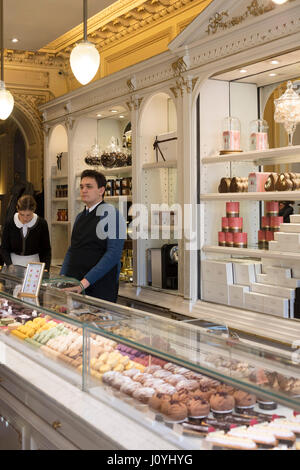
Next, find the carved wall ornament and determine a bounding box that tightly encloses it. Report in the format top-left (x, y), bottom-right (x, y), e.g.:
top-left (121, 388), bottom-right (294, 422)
top-left (126, 95), bottom-right (143, 111)
top-left (206, 0), bottom-right (277, 35)
top-left (172, 56), bottom-right (188, 76)
top-left (64, 102), bottom-right (72, 114)
top-left (42, 124), bottom-right (50, 137)
top-left (65, 116), bottom-right (75, 130)
top-left (127, 77), bottom-right (137, 92)
top-left (171, 56), bottom-right (195, 95)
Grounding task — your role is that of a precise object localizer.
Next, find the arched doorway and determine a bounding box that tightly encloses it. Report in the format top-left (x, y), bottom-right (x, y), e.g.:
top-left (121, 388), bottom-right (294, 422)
top-left (0, 96), bottom-right (44, 228)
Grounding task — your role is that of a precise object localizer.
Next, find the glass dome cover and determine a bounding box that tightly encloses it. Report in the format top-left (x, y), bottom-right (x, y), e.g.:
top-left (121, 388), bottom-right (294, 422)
top-left (221, 116), bottom-right (241, 153)
top-left (274, 81), bottom-right (300, 146)
top-left (84, 142), bottom-right (101, 166)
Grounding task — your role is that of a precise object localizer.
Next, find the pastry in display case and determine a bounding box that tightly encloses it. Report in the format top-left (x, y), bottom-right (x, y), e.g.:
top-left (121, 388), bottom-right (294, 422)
top-left (83, 316), bottom-right (300, 450)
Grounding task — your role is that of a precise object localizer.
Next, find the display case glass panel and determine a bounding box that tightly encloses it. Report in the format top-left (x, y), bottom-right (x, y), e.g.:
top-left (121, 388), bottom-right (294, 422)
top-left (83, 315), bottom-right (300, 449)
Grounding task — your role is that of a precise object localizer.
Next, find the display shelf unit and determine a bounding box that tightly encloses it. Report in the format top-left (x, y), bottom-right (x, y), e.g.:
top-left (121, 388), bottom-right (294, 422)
top-left (75, 166), bottom-right (132, 178)
top-left (142, 160), bottom-right (177, 170)
top-left (200, 191), bottom-right (300, 201)
top-left (75, 196), bottom-right (132, 202)
top-left (50, 153), bottom-right (70, 267)
top-left (202, 145), bottom-right (300, 166)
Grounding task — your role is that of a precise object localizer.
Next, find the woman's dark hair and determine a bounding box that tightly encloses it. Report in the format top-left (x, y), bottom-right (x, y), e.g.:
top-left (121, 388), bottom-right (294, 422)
top-left (17, 195), bottom-right (37, 212)
top-left (80, 169), bottom-right (106, 189)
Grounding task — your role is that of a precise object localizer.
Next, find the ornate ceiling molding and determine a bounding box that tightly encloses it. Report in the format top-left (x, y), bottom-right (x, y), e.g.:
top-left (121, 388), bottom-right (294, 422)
top-left (42, 0), bottom-right (201, 56)
top-left (2, 0), bottom-right (206, 76)
top-left (205, 0), bottom-right (295, 36)
top-left (4, 49), bottom-right (64, 68)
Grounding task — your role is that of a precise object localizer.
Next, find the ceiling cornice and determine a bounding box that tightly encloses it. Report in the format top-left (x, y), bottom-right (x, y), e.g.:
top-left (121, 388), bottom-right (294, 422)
top-left (40, 0), bottom-right (203, 56)
top-left (39, 0), bottom-right (150, 53)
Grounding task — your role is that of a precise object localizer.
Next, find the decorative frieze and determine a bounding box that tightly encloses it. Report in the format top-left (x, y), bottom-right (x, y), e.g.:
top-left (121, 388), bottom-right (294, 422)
top-left (206, 1), bottom-right (275, 36)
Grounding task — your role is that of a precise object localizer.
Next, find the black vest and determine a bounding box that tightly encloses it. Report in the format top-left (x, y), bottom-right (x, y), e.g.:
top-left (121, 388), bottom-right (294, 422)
top-left (66, 202), bottom-right (118, 302)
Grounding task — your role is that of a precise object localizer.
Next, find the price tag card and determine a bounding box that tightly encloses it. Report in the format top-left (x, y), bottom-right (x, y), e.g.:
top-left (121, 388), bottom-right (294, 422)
top-left (20, 262), bottom-right (45, 298)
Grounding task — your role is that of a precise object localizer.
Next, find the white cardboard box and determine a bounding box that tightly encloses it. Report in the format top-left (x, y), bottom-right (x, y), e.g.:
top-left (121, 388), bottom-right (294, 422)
top-left (274, 232), bottom-right (300, 246)
top-left (280, 223), bottom-right (300, 233)
top-left (244, 292), bottom-right (265, 312)
top-left (228, 284), bottom-right (250, 308)
top-left (263, 295), bottom-right (289, 318)
top-left (268, 241), bottom-right (280, 251)
top-left (263, 266), bottom-right (292, 280)
top-left (233, 263), bottom-right (256, 286)
top-left (201, 260), bottom-right (233, 284)
top-left (290, 215), bottom-right (300, 223)
top-left (250, 282), bottom-right (295, 301)
top-left (256, 273), bottom-right (300, 288)
top-left (202, 280), bottom-right (229, 304)
top-left (261, 259), bottom-right (300, 278)
top-left (261, 259), bottom-right (284, 273)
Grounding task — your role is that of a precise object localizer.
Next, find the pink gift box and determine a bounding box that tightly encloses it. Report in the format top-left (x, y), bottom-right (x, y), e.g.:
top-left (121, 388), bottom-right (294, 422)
top-left (218, 232), bottom-right (226, 246)
top-left (266, 201), bottom-right (279, 216)
top-left (228, 217), bottom-right (243, 233)
top-left (250, 132), bottom-right (268, 151)
top-left (223, 130), bottom-right (240, 151)
top-left (248, 172), bottom-right (270, 192)
top-left (261, 216), bottom-right (270, 230)
top-left (226, 202), bottom-right (240, 218)
top-left (270, 216), bottom-right (283, 232)
top-left (233, 232), bottom-right (247, 247)
top-left (222, 217), bottom-right (229, 232)
top-left (258, 230), bottom-right (266, 242)
top-left (225, 232), bottom-right (234, 247)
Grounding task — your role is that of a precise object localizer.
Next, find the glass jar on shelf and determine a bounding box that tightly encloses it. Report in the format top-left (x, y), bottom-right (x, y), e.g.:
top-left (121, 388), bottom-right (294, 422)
top-left (101, 137), bottom-right (117, 168)
top-left (220, 116), bottom-right (242, 155)
top-left (84, 142), bottom-right (102, 167)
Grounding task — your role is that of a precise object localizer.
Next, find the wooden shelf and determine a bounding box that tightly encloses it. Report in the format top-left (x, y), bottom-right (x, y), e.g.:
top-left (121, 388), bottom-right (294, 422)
top-left (52, 198), bottom-right (68, 202)
top-left (75, 166), bottom-right (132, 177)
top-left (105, 195), bottom-right (132, 202)
top-left (201, 190), bottom-right (300, 201)
top-left (51, 174), bottom-right (68, 180)
top-left (203, 244), bottom-right (300, 262)
top-left (202, 145), bottom-right (300, 166)
top-left (142, 160), bottom-right (177, 170)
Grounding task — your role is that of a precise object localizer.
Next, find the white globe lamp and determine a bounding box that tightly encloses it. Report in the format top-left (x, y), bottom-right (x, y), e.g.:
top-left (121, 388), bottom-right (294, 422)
top-left (70, 0), bottom-right (100, 85)
top-left (70, 40), bottom-right (100, 85)
top-left (0, 81), bottom-right (14, 120)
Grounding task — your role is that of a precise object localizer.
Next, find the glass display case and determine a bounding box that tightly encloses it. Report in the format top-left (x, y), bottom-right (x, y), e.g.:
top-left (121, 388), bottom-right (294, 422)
top-left (0, 269), bottom-right (299, 450)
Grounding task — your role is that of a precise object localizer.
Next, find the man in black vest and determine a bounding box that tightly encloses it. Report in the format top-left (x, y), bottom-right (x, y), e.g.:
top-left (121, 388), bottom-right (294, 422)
top-left (60, 170), bottom-right (126, 302)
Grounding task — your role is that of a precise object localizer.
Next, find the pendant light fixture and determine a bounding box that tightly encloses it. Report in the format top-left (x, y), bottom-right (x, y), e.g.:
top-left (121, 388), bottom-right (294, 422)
top-left (0, 0), bottom-right (14, 120)
top-left (70, 0), bottom-right (100, 85)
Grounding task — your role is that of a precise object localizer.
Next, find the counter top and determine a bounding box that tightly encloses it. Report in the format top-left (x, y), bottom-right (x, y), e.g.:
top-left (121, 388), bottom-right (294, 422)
top-left (118, 284), bottom-right (300, 348)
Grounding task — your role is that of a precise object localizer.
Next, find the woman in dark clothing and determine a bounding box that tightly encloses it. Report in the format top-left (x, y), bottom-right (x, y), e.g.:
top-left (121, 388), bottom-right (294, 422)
top-left (279, 201), bottom-right (294, 223)
top-left (1, 195), bottom-right (51, 271)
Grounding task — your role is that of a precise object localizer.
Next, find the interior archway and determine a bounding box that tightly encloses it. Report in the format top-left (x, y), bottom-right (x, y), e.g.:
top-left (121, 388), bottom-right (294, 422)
top-left (0, 97), bottom-right (43, 230)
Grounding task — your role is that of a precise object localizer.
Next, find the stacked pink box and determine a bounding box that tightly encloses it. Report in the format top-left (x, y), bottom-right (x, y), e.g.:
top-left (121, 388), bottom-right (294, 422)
top-left (258, 201), bottom-right (283, 249)
top-left (218, 202), bottom-right (247, 248)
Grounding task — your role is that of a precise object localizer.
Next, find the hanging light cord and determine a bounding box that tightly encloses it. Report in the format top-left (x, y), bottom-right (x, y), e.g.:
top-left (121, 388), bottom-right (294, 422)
top-left (0, 0), bottom-right (3, 82)
top-left (83, 0), bottom-right (87, 42)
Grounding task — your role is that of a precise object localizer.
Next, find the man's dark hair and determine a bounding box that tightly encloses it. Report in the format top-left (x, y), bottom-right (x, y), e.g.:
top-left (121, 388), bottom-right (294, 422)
top-left (81, 169), bottom-right (106, 189)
